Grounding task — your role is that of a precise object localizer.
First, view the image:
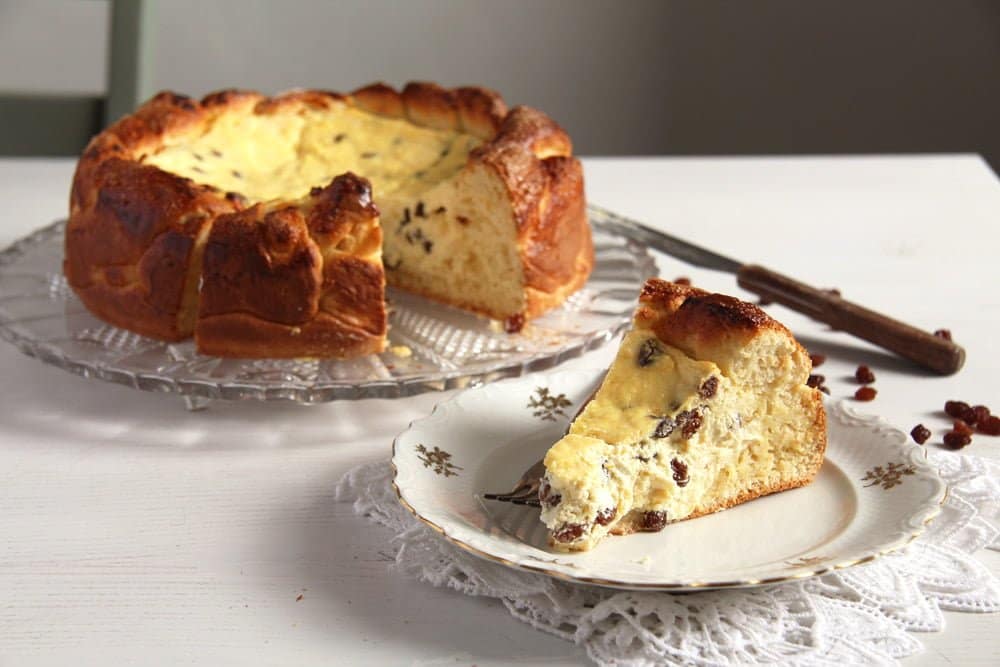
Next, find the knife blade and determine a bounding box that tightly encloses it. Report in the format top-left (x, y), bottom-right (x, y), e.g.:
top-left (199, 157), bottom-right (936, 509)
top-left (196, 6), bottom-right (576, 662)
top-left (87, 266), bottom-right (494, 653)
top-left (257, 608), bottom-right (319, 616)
top-left (589, 204), bottom-right (965, 376)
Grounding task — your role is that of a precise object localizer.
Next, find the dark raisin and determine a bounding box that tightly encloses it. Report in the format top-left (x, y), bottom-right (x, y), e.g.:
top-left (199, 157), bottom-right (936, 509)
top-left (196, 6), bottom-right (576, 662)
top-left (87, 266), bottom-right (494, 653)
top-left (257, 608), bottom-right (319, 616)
top-left (854, 386), bottom-right (877, 401)
top-left (538, 481), bottom-right (563, 508)
top-left (807, 374), bottom-right (825, 389)
top-left (641, 511), bottom-right (668, 532)
top-left (670, 458), bottom-right (689, 487)
top-left (636, 455), bottom-right (650, 463)
top-left (456, 215), bottom-right (469, 226)
top-left (910, 424), bottom-right (931, 444)
top-left (979, 416), bottom-right (1000, 436)
top-left (959, 406), bottom-right (980, 426)
top-left (945, 401), bottom-right (970, 418)
top-left (361, 151), bottom-right (377, 159)
top-left (434, 206), bottom-right (446, 214)
top-left (699, 376), bottom-right (719, 399)
top-left (553, 523), bottom-right (585, 543)
top-left (543, 493), bottom-right (561, 509)
top-left (972, 405), bottom-right (991, 424)
top-left (422, 240), bottom-right (433, 254)
top-left (809, 353), bottom-right (826, 368)
top-left (855, 365), bottom-right (876, 384)
top-left (192, 152), bottom-right (203, 161)
top-left (211, 149), bottom-right (223, 157)
top-left (595, 507), bottom-right (617, 526)
top-left (943, 431), bottom-right (972, 449)
top-left (333, 133), bottom-right (346, 143)
top-left (933, 329), bottom-right (952, 341)
top-left (673, 276), bottom-right (691, 286)
top-left (637, 339), bottom-right (662, 367)
top-left (677, 409), bottom-right (703, 438)
top-left (504, 313), bottom-right (525, 333)
top-left (231, 170), bottom-right (242, 179)
top-left (225, 191), bottom-right (248, 206)
top-left (651, 417), bottom-right (675, 439)
top-left (953, 420), bottom-right (974, 437)
top-left (415, 202), bottom-right (426, 218)
top-left (440, 147), bottom-right (450, 157)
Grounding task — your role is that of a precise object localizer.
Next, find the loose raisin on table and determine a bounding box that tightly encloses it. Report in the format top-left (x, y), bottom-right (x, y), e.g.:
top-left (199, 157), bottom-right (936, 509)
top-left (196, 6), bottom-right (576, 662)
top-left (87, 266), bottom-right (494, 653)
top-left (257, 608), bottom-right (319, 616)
top-left (641, 511), bottom-right (668, 532)
top-left (945, 400), bottom-right (970, 418)
top-left (855, 365), bottom-right (876, 384)
top-left (943, 431), bottom-right (972, 450)
top-left (553, 523), bottom-right (585, 543)
top-left (972, 405), bottom-right (991, 424)
top-left (807, 374), bottom-right (825, 389)
top-left (854, 386), bottom-right (877, 401)
top-left (910, 424), bottom-right (931, 444)
top-left (595, 507), bottom-right (617, 526)
top-left (809, 353), bottom-right (827, 368)
top-left (978, 416), bottom-right (1000, 436)
top-left (952, 420), bottom-right (974, 437)
top-left (959, 406), bottom-right (980, 426)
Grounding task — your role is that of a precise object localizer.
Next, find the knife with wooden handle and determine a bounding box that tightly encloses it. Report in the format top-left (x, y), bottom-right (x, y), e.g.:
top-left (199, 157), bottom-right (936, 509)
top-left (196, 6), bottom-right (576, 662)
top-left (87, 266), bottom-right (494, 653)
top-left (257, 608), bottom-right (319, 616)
top-left (591, 204), bottom-right (965, 375)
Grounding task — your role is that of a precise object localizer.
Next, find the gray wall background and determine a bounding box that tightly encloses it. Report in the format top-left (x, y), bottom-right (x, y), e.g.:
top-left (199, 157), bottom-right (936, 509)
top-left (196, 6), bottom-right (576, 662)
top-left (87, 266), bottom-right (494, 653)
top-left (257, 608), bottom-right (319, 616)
top-left (1, 0), bottom-right (998, 170)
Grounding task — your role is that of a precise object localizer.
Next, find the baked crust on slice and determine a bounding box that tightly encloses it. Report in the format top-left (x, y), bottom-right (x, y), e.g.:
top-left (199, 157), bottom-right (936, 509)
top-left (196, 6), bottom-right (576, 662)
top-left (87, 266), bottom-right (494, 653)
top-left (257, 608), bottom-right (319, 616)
top-left (540, 279), bottom-right (827, 552)
top-left (64, 82), bottom-right (593, 357)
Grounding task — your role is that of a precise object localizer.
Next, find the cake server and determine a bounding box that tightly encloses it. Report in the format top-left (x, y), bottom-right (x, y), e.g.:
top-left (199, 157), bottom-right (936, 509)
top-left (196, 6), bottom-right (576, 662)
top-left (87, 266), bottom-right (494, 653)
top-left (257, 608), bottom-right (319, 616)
top-left (590, 204), bottom-right (965, 375)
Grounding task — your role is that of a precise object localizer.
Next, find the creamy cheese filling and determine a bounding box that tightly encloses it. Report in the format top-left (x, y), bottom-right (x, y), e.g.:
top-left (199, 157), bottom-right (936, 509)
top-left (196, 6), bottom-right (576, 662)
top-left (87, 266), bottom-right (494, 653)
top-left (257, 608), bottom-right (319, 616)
top-left (145, 103), bottom-right (481, 203)
top-left (541, 328), bottom-right (772, 550)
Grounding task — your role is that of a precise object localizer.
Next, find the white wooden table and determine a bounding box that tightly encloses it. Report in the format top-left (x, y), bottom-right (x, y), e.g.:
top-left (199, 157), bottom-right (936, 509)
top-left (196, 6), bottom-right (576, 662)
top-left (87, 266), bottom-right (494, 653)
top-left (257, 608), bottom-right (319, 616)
top-left (0, 156), bottom-right (997, 666)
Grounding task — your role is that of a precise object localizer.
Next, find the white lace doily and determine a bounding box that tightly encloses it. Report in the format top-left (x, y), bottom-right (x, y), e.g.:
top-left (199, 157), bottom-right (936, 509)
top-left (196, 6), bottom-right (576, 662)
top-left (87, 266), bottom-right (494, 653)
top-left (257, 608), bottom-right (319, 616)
top-left (336, 452), bottom-right (1000, 666)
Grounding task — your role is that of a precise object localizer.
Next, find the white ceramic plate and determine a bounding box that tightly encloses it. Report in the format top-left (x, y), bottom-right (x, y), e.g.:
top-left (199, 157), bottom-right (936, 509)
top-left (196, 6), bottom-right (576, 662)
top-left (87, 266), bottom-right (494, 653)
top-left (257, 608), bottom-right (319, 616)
top-left (392, 368), bottom-right (947, 590)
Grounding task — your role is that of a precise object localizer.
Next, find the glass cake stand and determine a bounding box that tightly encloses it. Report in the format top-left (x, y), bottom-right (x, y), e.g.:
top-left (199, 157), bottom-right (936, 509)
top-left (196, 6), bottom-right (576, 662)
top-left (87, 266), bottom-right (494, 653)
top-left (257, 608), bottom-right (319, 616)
top-left (0, 206), bottom-right (656, 409)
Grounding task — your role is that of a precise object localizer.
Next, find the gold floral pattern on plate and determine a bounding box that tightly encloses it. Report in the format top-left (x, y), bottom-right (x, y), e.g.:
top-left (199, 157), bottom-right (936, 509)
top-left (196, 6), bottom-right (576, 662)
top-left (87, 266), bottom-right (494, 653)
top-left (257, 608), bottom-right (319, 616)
top-left (416, 444), bottom-right (462, 477)
top-left (861, 462), bottom-right (917, 490)
top-left (527, 386), bottom-right (572, 421)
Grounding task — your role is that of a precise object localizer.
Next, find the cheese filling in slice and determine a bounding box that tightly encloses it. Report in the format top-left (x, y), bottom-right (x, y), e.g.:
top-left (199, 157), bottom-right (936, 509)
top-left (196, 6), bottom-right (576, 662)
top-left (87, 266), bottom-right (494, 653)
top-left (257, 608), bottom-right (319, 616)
top-left (540, 280), bottom-right (827, 552)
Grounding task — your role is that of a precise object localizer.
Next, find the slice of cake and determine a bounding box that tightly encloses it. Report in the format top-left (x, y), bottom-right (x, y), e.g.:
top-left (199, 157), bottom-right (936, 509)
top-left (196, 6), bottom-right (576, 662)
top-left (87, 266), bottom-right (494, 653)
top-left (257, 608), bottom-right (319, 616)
top-left (539, 279), bottom-right (827, 551)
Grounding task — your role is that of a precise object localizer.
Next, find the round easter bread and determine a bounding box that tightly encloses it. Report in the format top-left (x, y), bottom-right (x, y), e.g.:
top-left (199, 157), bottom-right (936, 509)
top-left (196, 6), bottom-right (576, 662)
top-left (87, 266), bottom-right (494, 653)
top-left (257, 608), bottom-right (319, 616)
top-left (65, 82), bottom-right (592, 358)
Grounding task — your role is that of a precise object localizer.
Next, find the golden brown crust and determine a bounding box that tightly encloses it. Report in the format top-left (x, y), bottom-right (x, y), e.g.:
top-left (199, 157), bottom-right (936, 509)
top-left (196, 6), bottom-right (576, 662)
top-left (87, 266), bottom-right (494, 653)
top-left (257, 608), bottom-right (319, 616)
top-left (471, 107), bottom-right (592, 323)
top-left (66, 82), bottom-right (588, 355)
top-left (635, 279), bottom-right (802, 371)
top-left (196, 175), bottom-right (386, 359)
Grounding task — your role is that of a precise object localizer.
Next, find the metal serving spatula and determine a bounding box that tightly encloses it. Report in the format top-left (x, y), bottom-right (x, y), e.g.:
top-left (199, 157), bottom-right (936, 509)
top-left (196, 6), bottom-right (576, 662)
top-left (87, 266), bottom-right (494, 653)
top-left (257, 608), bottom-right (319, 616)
top-left (591, 204), bottom-right (965, 375)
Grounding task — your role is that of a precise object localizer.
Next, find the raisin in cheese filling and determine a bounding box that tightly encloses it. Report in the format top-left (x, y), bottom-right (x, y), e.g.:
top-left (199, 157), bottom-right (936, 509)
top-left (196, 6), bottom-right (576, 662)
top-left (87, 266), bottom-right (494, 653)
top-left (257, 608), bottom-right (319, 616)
top-left (540, 329), bottom-right (775, 552)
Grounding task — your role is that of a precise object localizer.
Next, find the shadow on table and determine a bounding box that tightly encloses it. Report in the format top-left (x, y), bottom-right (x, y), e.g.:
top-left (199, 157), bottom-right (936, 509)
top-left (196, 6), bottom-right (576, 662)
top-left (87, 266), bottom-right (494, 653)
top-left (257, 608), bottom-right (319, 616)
top-left (793, 333), bottom-right (940, 379)
top-left (0, 348), bottom-right (444, 452)
top-left (257, 472), bottom-right (583, 663)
